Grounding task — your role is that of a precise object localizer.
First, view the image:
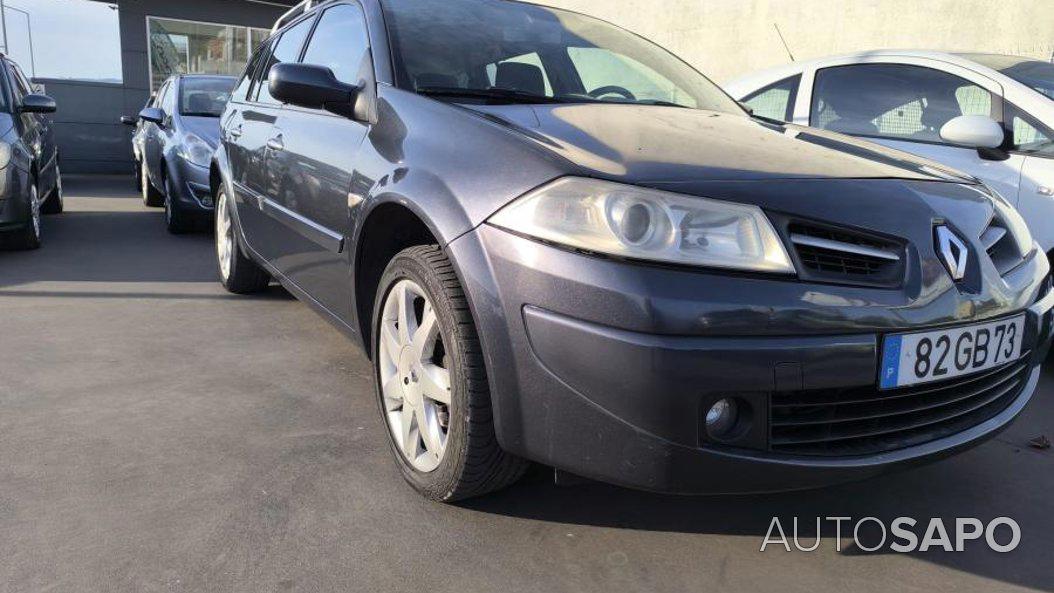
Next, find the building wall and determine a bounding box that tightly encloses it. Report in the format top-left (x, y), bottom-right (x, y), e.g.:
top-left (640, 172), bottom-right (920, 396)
top-left (53, 0), bottom-right (292, 174)
top-left (543, 0), bottom-right (1054, 84)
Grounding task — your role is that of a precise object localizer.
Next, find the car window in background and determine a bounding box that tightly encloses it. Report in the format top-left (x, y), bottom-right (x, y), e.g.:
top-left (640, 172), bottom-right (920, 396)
top-left (234, 44), bottom-right (269, 102)
top-left (382, 0), bottom-right (742, 112)
top-left (301, 4), bottom-right (371, 86)
top-left (253, 16), bottom-right (314, 105)
top-left (811, 64), bottom-right (993, 143)
top-left (180, 78), bottom-right (236, 117)
top-left (965, 54), bottom-right (1054, 100)
top-left (742, 75), bottom-right (800, 121)
top-left (1007, 103), bottom-right (1054, 157)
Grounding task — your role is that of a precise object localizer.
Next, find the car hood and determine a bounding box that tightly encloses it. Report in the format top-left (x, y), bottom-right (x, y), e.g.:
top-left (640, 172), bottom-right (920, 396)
top-left (464, 104), bottom-right (974, 185)
top-left (180, 116), bottom-right (223, 149)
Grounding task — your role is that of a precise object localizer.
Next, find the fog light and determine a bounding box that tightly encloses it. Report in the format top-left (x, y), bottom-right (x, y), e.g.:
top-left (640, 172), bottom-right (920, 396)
top-left (705, 398), bottom-right (738, 438)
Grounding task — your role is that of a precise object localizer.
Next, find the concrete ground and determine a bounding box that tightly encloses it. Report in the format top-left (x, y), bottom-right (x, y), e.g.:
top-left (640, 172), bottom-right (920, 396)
top-left (1, 176), bottom-right (1053, 593)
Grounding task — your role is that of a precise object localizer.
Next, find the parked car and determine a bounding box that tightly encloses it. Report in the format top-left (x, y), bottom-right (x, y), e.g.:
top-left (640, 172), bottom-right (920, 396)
top-left (727, 51), bottom-right (1054, 258)
top-left (136, 74), bottom-right (236, 233)
top-left (121, 94), bottom-right (156, 193)
top-left (0, 53), bottom-right (61, 250)
top-left (212, 0), bottom-right (1054, 501)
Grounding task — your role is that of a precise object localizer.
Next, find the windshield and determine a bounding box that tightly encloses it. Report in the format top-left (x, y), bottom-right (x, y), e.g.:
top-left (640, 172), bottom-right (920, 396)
top-left (381, 0), bottom-right (742, 112)
top-left (179, 77), bottom-right (236, 117)
top-left (966, 54), bottom-right (1054, 100)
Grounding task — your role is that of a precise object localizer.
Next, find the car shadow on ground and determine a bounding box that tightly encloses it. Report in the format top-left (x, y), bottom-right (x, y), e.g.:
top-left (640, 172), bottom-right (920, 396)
top-left (462, 359), bottom-right (1054, 592)
top-left (0, 176), bottom-right (293, 302)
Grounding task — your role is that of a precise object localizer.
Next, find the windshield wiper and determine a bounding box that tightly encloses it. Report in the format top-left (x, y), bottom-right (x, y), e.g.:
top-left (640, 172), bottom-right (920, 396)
top-left (417, 86), bottom-right (594, 105)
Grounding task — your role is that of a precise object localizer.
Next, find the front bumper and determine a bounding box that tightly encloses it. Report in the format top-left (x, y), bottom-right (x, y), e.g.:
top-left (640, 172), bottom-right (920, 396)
top-left (448, 225), bottom-right (1054, 494)
top-left (167, 157), bottom-right (214, 214)
top-left (0, 164), bottom-right (31, 233)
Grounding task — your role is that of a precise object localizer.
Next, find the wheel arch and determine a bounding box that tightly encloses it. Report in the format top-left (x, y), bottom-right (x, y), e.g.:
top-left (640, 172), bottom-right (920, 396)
top-left (353, 201), bottom-right (444, 356)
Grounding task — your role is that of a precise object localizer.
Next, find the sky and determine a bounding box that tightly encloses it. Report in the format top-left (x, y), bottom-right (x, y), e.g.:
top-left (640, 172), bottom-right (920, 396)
top-left (3, 0), bottom-right (122, 82)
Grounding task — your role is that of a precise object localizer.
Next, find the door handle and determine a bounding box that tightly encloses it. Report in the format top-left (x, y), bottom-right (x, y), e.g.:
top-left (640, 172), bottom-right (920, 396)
top-left (228, 125), bottom-right (243, 139)
top-left (266, 135), bottom-right (284, 152)
top-left (1039, 186), bottom-right (1053, 197)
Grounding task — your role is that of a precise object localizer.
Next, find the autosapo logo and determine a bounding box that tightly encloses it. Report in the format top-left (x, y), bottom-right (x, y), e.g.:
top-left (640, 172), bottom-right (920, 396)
top-left (760, 516), bottom-right (1021, 553)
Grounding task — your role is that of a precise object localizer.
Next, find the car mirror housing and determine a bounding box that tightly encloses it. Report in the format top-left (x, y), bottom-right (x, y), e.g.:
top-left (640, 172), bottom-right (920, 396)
top-left (120, 115), bottom-right (137, 126)
top-left (139, 107), bottom-right (166, 126)
top-left (269, 62), bottom-right (361, 120)
top-left (940, 115), bottom-right (1005, 150)
top-left (20, 94), bottom-right (56, 114)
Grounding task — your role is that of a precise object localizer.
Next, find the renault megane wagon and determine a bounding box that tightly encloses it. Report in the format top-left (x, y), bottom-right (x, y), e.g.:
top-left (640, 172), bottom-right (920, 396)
top-left (210, 0), bottom-right (1054, 500)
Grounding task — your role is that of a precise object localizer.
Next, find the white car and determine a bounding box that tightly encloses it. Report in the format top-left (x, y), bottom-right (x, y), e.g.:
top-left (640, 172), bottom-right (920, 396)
top-left (727, 51), bottom-right (1054, 256)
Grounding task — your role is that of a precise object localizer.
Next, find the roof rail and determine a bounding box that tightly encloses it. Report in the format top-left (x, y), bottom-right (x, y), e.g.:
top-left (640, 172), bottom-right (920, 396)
top-left (271, 0), bottom-right (321, 34)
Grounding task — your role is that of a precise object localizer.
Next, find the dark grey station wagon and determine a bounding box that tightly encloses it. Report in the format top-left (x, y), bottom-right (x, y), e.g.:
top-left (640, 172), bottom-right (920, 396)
top-left (210, 0), bottom-right (1054, 500)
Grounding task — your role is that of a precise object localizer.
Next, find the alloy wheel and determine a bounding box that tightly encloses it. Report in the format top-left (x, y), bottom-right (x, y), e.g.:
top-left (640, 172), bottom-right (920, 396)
top-left (378, 279), bottom-right (452, 473)
top-left (216, 190), bottom-right (234, 281)
top-left (29, 185), bottom-right (40, 240)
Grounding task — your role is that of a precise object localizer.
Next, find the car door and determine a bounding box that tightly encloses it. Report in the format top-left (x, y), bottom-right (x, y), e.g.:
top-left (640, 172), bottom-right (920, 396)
top-left (143, 80), bottom-right (171, 184)
top-left (266, 2), bottom-right (373, 319)
top-left (225, 15), bottom-right (315, 264)
top-left (807, 62), bottom-right (1026, 202)
top-left (4, 61), bottom-right (45, 185)
top-left (1005, 104), bottom-right (1054, 252)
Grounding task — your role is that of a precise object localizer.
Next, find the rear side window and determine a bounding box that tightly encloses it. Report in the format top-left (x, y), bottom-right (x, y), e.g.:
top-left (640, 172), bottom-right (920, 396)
top-left (742, 75), bottom-right (800, 122)
top-left (252, 16), bottom-right (315, 105)
top-left (811, 64), bottom-right (993, 144)
top-left (301, 4), bottom-right (371, 87)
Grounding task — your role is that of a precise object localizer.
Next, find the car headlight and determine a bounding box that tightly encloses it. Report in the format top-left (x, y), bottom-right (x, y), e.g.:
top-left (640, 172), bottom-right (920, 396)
top-left (488, 177), bottom-right (795, 273)
top-left (180, 133), bottom-right (214, 168)
top-left (0, 142), bottom-right (11, 169)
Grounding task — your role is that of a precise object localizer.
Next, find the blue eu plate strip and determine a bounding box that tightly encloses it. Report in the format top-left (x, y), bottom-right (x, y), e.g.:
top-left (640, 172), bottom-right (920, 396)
top-left (880, 335), bottom-right (902, 390)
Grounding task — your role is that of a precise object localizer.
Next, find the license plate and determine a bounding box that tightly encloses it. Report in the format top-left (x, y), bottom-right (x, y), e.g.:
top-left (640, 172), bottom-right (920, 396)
top-left (879, 315), bottom-right (1025, 389)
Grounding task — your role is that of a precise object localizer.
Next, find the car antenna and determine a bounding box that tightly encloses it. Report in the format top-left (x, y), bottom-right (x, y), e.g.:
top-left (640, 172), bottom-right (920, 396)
top-left (774, 23), bottom-right (795, 62)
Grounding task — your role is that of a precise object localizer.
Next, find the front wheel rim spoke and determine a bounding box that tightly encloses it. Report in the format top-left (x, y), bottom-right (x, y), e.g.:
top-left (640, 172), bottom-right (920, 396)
top-left (419, 363), bottom-right (451, 405)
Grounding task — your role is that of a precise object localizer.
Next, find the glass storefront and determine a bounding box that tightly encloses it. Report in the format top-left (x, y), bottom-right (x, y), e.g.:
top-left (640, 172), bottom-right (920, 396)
top-left (148, 17), bottom-right (271, 90)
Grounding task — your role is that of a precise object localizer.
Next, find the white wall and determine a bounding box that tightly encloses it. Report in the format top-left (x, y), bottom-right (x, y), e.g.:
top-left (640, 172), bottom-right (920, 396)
top-left (542, 0), bottom-right (1054, 83)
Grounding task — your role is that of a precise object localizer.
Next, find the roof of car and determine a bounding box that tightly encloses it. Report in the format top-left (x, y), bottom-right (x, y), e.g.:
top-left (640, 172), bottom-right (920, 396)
top-left (725, 50), bottom-right (1040, 94)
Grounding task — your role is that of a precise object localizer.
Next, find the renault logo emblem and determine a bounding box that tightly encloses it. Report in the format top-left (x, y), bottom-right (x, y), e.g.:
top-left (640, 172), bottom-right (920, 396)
top-left (936, 226), bottom-right (969, 281)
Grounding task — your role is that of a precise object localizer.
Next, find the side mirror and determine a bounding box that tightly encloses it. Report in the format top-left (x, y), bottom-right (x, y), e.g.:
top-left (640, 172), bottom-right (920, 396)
top-left (20, 94), bottom-right (56, 114)
top-left (940, 115), bottom-right (1005, 149)
top-left (139, 107), bottom-right (166, 126)
top-left (269, 62), bottom-right (360, 119)
top-left (120, 115), bottom-right (138, 126)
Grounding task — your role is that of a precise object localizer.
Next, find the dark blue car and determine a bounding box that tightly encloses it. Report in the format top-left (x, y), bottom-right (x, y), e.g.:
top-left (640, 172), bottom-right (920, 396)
top-left (211, 0), bottom-right (1054, 501)
top-left (138, 74), bottom-right (236, 233)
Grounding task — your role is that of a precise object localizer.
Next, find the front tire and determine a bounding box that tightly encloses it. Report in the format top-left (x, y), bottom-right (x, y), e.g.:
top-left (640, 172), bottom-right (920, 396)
top-left (373, 245), bottom-right (527, 502)
top-left (163, 173), bottom-right (193, 234)
top-left (216, 185), bottom-right (270, 293)
top-left (141, 161), bottom-right (163, 207)
top-left (4, 182), bottom-right (42, 250)
top-left (40, 165), bottom-right (63, 215)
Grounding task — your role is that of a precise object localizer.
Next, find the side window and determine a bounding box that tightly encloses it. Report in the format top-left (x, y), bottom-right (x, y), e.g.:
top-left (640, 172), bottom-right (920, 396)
top-left (154, 82), bottom-right (170, 113)
top-left (234, 43), bottom-right (270, 102)
top-left (301, 4), bottom-right (371, 87)
top-left (7, 63), bottom-right (29, 100)
top-left (1007, 103), bottom-right (1054, 157)
top-left (811, 64), bottom-right (993, 144)
top-left (742, 75), bottom-right (800, 122)
top-left (253, 16), bottom-right (315, 105)
top-left (566, 47), bottom-right (697, 107)
top-left (485, 52), bottom-right (553, 96)
top-left (162, 80), bottom-right (178, 115)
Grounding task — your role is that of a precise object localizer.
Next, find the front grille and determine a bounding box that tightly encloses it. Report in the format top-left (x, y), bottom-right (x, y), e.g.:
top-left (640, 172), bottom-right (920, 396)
top-left (770, 360), bottom-right (1029, 456)
top-left (788, 223), bottom-right (904, 286)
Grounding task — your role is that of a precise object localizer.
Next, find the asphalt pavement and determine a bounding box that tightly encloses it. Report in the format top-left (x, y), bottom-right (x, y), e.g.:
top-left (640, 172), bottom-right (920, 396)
top-left (1, 176), bottom-right (1053, 593)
